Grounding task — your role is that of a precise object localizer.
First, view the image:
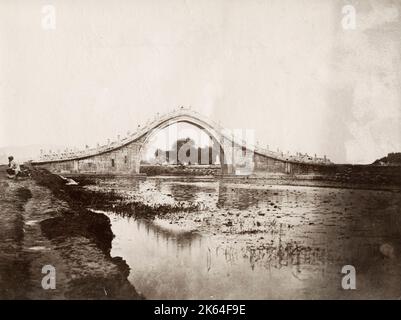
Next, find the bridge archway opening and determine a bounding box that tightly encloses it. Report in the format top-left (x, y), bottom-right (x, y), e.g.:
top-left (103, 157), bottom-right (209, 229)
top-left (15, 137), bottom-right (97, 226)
top-left (139, 121), bottom-right (225, 175)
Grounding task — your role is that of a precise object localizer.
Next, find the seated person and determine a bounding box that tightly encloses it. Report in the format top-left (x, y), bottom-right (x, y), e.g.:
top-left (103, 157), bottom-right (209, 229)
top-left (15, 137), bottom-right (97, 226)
top-left (7, 156), bottom-right (21, 178)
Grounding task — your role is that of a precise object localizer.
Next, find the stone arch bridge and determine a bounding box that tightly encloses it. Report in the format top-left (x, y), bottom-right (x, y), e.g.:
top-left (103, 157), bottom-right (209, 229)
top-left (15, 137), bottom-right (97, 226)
top-left (31, 108), bottom-right (331, 176)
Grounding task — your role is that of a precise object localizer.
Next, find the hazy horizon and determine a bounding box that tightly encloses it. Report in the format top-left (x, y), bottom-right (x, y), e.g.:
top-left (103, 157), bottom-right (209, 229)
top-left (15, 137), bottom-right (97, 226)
top-left (1, 0), bottom-right (400, 164)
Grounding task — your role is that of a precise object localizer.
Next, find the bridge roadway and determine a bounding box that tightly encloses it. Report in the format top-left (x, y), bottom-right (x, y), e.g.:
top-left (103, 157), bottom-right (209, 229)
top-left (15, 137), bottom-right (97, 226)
top-left (31, 108), bottom-right (331, 176)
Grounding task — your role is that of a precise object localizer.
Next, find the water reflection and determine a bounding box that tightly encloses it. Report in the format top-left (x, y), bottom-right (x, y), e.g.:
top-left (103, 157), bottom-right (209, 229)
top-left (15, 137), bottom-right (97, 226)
top-left (87, 177), bottom-right (401, 299)
top-left (103, 212), bottom-right (329, 299)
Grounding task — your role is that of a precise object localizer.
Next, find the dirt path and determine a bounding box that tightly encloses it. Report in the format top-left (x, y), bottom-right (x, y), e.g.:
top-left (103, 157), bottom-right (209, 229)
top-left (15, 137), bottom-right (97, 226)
top-left (0, 168), bottom-right (140, 299)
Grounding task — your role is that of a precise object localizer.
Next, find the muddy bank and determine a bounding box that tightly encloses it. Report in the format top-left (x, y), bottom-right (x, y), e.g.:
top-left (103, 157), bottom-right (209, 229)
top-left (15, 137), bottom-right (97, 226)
top-left (8, 167), bottom-right (400, 299)
top-left (0, 166), bottom-right (141, 299)
top-left (250, 164), bottom-right (401, 191)
top-left (65, 165), bottom-right (401, 192)
top-left (140, 164), bottom-right (221, 176)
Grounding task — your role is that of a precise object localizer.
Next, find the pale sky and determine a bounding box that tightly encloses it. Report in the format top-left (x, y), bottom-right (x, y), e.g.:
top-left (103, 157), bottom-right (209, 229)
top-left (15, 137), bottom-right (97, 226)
top-left (0, 0), bottom-right (400, 164)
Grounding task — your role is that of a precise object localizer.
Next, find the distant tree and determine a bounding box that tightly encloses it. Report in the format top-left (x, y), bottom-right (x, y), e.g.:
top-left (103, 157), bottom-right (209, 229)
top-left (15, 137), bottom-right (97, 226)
top-left (154, 148), bottom-right (163, 158)
top-left (147, 137), bottom-right (222, 165)
top-left (171, 138), bottom-right (195, 155)
top-left (171, 138), bottom-right (197, 164)
top-left (154, 148), bottom-right (167, 164)
top-left (373, 152), bottom-right (401, 165)
top-left (387, 153), bottom-right (401, 164)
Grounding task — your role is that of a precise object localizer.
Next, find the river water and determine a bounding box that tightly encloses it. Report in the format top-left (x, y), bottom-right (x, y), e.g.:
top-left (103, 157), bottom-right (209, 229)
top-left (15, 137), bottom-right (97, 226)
top-left (87, 176), bottom-right (401, 299)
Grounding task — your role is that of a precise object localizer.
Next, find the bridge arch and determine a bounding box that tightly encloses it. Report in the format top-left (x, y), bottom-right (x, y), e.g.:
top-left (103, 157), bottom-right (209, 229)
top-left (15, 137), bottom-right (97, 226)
top-left (137, 113), bottom-right (228, 172)
top-left (31, 108), bottom-right (331, 176)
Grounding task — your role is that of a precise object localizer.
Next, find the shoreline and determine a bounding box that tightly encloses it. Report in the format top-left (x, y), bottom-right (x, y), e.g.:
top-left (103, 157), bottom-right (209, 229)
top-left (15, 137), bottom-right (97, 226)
top-left (66, 171), bottom-right (401, 192)
top-left (0, 166), bottom-right (141, 299)
top-left (2, 164), bottom-right (401, 299)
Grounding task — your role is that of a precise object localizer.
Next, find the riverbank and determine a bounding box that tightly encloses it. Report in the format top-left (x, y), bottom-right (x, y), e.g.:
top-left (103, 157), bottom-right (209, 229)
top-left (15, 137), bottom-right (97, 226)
top-left (140, 164), bottom-right (221, 176)
top-left (0, 165), bottom-right (140, 299)
top-left (76, 174), bottom-right (401, 299)
top-left (2, 165), bottom-right (401, 299)
top-left (231, 164), bottom-right (401, 191)
top-left (61, 163), bottom-right (401, 192)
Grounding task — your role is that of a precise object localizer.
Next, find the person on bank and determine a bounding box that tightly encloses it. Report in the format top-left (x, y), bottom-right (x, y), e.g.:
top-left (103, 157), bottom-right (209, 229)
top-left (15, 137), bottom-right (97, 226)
top-left (7, 156), bottom-right (21, 179)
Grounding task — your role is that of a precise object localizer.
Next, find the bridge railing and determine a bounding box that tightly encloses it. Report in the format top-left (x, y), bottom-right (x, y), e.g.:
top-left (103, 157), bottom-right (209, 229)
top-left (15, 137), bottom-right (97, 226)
top-left (36, 107), bottom-right (331, 165)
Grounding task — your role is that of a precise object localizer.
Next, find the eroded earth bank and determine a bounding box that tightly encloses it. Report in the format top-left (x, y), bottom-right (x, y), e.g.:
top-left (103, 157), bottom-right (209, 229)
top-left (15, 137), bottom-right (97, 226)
top-left (0, 167), bottom-right (140, 299)
top-left (1, 166), bottom-right (401, 299)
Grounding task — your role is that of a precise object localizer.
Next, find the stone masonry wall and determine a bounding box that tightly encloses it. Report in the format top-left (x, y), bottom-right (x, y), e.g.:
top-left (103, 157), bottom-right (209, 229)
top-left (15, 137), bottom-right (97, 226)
top-left (34, 142), bottom-right (143, 175)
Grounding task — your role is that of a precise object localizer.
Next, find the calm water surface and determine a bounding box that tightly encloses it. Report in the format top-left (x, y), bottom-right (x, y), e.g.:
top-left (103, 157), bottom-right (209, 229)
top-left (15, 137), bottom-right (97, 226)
top-left (89, 177), bottom-right (401, 299)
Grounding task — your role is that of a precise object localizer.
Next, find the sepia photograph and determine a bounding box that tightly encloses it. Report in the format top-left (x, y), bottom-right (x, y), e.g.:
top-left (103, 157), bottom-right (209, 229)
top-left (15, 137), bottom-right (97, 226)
top-left (0, 0), bottom-right (401, 307)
